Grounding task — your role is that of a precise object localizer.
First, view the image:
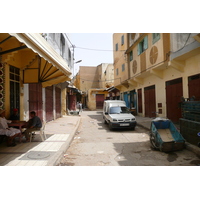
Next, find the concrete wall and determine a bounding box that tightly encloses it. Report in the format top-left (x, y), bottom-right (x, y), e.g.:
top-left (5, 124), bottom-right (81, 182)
top-left (170, 33), bottom-right (197, 52)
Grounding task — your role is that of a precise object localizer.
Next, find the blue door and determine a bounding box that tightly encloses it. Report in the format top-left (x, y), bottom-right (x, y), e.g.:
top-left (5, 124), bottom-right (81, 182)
top-left (124, 92), bottom-right (130, 108)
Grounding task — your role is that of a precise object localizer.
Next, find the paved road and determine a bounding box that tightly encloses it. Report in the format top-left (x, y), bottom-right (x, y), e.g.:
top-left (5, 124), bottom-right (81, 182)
top-left (59, 111), bottom-right (200, 166)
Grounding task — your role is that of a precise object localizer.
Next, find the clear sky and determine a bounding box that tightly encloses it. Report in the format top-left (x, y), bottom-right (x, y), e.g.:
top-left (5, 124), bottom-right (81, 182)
top-left (69, 33), bottom-right (113, 75)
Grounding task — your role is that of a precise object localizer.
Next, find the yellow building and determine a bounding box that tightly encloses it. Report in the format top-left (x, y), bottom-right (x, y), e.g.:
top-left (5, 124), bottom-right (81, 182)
top-left (113, 33), bottom-right (200, 123)
top-left (113, 33), bottom-right (129, 87)
top-left (75, 64), bottom-right (114, 110)
top-left (0, 33), bottom-right (71, 121)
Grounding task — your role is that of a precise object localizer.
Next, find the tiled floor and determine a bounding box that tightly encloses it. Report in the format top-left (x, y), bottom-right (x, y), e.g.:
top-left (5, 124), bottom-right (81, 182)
top-left (0, 115), bottom-right (80, 166)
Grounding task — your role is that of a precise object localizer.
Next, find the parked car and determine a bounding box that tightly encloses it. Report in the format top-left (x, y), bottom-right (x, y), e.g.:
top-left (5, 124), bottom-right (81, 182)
top-left (103, 100), bottom-right (137, 130)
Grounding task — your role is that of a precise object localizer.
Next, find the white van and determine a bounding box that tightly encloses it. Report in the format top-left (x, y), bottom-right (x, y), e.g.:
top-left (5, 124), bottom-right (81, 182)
top-left (103, 100), bottom-right (137, 130)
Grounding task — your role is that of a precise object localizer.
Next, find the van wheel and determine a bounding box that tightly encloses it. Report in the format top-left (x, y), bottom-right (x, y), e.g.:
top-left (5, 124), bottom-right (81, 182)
top-left (104, 119), bottom-right (108, 124)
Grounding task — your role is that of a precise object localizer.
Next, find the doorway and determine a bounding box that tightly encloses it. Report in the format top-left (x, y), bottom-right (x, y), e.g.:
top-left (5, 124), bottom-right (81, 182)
top-left (144, 85), bottom-right (156, 118)
top-left (166, 78), bottom-right (183, 122)
top-left (10, 66), bottom-right (20, 116)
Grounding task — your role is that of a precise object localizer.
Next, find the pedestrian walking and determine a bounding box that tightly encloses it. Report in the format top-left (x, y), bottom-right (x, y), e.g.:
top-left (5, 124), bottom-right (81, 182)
top-left (78, 102), bottom-right (82, 112)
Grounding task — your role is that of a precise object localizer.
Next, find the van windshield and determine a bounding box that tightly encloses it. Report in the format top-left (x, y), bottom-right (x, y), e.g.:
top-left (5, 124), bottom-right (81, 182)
top-left (109, 106), bottom-right (130, 114)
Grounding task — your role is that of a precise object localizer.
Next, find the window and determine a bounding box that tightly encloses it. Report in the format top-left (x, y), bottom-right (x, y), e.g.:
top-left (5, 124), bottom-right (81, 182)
top-left (60, 34), bottom-right (65, 57)
top-left (121, 35), bottom-right (124, 45)
top-left (109, 106), bottom-right (130, 114)
top-left (137, 36), bottom-right (148, 55)
top-left (152, 33), bottom-right (160, 44)
top-left (122, 64), bottom-right (125, 72)
top-left (116, 68), bottom-right (119, 75)
top-left (130, 51), bottom-right (133, 61)
top-left (116, 43), bottom-right (118, 51)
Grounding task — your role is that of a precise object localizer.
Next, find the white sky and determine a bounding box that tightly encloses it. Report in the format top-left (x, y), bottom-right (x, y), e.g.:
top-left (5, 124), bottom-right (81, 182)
top-left (69, 33), bottom-right (114, 74)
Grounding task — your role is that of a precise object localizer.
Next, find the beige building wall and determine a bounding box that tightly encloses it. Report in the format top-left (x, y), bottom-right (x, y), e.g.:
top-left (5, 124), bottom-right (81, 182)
top-left (79, 66), bottom-right (99, 92)
top-left (77, 64), bottom-right (114, 110)
top-left (113, 33), bottom-right (128, 86)
top-left (97, 63), bottom-right (114, 88)
top-left (113, 33), bottom-right (200, 119)
top-left (105, 64), bottom-right (114, 88)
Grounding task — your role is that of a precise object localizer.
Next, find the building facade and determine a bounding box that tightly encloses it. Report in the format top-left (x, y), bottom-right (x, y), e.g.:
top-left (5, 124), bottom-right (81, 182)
top-left (113, 33), bottom-right (200, 123)
top-left (74, 64), bottom-right (114, 110)
top-left (0, 33), bottom-right (72, 122)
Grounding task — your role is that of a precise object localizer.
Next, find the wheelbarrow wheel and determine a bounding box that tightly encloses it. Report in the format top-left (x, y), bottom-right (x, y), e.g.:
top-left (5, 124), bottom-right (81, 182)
top-left (150, 133), bottom-right (159, 150)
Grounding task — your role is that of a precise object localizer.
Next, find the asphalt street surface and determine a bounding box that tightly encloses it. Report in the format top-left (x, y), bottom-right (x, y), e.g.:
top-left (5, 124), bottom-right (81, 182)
top-left (59, 111), bottom-right (200, 166)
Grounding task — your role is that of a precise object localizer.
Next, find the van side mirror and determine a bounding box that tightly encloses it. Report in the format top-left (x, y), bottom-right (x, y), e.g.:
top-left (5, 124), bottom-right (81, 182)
top-left (105, 112), bottom-right (108, 115)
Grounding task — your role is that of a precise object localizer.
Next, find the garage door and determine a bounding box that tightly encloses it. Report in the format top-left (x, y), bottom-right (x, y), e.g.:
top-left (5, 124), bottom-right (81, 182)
top-left (45, 86), bottom-right (53, 122)
top-left (29, 83), bottom-right (43, 121)
top-left (144, 85), bottom-right (156, 118)
top-left (96, 94), bottom-right (104, 109)
top-left (166, 78), bottom-right (183, 122)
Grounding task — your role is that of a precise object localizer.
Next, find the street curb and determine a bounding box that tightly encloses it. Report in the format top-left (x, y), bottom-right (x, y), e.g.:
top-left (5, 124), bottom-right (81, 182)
top-left (46, 117), bottom-right (81, 166)
top-left (136, 123), bottom-right (150, 132)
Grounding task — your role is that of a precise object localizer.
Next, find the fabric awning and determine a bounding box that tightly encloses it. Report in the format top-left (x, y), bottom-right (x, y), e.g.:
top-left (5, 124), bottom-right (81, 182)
top-left (8, 33), bottom-right (71, 87)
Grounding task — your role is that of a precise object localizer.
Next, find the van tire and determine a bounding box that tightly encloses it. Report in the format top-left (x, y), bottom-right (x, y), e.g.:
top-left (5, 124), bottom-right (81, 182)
top-left (104, 119), bottom-right (108, 124)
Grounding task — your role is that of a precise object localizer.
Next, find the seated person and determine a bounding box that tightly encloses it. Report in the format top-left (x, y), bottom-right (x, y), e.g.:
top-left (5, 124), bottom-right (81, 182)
top-left (23, 111), bottom-right (42, 142)
top-left (0, 109), bottom-right (21, 147)
top-left (10, 108), bottom-right (20, 121)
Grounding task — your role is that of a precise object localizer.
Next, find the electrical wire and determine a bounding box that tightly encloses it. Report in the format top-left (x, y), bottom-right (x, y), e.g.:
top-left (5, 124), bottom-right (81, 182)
top-left (75, 46), bottom-right (125, 52)
top-left (171, 33), bottom-right (192, 53)
top-left (80, 77), bottom-right (121, 82)
top-left (65, 34), bottom-right (74, 47)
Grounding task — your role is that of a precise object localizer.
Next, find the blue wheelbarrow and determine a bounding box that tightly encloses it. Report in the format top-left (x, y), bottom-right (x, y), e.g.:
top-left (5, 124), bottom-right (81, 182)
top-left (150, 118), bottom-right (185, 152)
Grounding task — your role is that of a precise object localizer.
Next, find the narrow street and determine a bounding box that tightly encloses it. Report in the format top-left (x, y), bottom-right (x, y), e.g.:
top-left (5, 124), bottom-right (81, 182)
top-left (59, 111), bottom-right (200, 166)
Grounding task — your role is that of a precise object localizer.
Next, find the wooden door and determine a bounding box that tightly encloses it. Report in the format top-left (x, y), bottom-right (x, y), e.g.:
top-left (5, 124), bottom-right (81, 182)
top-left (29, 83), bottom-right (43, 120)
top-left (69, 95), bottom-right (76, 110)
top-left (96, 94), bottom-right (104, 109)
top-left (45, 86), bottom-right (53, 122)
top-left (144, 85), bottom-right (156, 118)
top-left (166, 78), bottom-right (183, 122)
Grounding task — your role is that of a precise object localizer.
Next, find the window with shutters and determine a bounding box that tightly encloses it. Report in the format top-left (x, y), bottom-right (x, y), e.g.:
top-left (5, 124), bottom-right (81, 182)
top-left (116, 43), bottom-right (118, 51)
top-left (60, 34), bottom-right (65, 57)
top-left (130, 51), bottom-right (133, 61)
top-left (152, 33), bottom-right (160, 44)
top-left (137, 36), bottom-right (148, 55)
top-left (122, 64), bottom-right (125, 72)
top-left (121, 35), bottom-right (124, 45)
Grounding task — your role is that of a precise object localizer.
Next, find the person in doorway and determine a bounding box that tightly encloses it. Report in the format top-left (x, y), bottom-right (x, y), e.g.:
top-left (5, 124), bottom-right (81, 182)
top-left (10, 108), bottom-right (20, 121)
top-left (78, 102), bottom-right (82, 112)
top-left (23, 111), bottom-right (42, 142)
top-left (0, 109), bottom-right (21, 147)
